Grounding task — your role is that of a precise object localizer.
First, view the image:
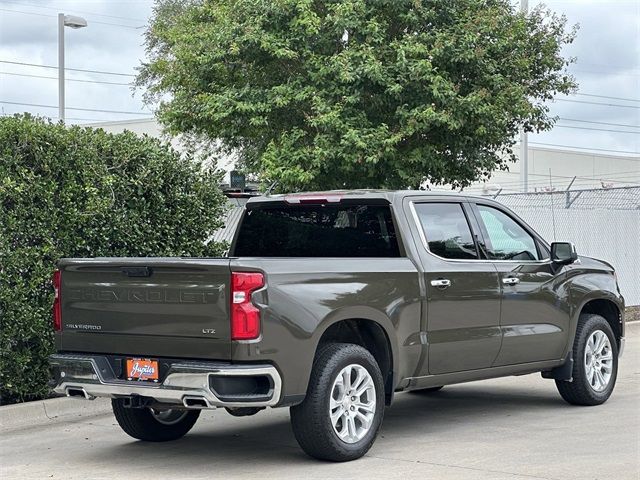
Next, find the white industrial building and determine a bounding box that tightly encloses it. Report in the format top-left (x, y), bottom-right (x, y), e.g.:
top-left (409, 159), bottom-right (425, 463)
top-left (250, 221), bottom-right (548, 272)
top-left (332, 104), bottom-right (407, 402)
top-left (467, 146), bottom-right (640, 194)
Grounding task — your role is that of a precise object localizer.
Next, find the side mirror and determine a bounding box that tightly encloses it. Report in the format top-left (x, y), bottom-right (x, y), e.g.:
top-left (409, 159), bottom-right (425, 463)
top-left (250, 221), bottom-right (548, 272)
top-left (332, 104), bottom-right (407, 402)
top-left (551, 242), bottom-right (578, 265)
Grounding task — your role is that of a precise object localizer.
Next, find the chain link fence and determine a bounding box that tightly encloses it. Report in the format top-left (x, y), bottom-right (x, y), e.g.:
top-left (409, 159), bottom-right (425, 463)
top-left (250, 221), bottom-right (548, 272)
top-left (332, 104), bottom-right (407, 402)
top-left (493, 186), bottom-right (640, 306)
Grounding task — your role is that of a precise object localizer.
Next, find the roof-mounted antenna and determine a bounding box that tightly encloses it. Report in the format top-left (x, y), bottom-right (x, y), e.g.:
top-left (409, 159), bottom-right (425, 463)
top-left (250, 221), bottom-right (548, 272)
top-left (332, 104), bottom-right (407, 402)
top-left (265, 181), bottom-right (279, 197)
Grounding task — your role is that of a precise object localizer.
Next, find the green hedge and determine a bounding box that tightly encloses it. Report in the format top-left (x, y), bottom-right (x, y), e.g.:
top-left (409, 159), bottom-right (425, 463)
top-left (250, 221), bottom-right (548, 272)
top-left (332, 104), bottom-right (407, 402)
top-left (0, 115), bottom-right (228, 404)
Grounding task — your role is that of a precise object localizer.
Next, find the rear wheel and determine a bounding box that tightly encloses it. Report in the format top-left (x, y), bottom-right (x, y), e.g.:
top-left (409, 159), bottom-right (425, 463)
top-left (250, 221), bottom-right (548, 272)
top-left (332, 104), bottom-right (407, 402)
top-left (112, 399), bottom-right (200, 442)
top-left (290, 343), bottom-right (385, 461)
top-left (555, 314), bottom-right (618, 406)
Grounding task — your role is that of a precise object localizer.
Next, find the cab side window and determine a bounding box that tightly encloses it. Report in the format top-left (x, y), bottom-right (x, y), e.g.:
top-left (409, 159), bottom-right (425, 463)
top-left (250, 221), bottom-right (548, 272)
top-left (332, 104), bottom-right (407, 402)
top-left (414, 203), bottom-right (478, 260)
top-left (476, 205), bottom-right (539, 261)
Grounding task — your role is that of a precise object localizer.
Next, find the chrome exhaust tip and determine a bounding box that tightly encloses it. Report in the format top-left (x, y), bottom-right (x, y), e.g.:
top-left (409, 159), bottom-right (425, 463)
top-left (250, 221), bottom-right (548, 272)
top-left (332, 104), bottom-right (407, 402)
top-left (66, 387), bottom-right (95, 400)
top-left (182, 395), bottom-right (211, 409)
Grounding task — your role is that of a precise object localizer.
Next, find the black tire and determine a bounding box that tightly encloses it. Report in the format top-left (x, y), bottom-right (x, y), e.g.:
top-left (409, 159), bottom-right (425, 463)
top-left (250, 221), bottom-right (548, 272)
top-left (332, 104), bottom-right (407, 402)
top-left (111, 399), bottom-right (200, 442)
top-left (556, 314), bottom-right (618, 406)
top-left (409, 386), bottom-right (443, 394)
top-left (290, 343), bottom-right (385, 462)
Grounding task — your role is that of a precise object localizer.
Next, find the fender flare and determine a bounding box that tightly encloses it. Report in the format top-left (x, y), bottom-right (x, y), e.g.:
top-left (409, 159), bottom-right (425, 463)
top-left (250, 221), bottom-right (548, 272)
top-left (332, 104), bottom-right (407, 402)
top-left (308, 306), bottom-right (399, 393)
top-left (566, 289), bottom-right (624, 355)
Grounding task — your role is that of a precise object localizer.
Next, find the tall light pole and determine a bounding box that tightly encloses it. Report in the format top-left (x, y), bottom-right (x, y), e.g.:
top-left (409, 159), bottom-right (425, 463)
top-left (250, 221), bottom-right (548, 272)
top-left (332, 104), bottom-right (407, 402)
top-left (58, 13), bottom-right (87, 122)
top-left (519, 0), bottom-right (529, 192)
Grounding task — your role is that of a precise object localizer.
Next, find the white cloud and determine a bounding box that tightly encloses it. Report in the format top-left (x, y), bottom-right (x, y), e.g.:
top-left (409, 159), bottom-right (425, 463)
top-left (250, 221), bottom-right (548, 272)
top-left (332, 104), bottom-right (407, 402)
top-left (529, 0), bottom-right (640, 154)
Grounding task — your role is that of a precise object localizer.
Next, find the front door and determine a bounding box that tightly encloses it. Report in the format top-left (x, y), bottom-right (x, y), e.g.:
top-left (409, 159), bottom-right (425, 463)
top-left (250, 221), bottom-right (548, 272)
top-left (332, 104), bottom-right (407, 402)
top-left (408, 200), bottom-right (502, 375)
top-left (470, 202), bottom-right (570, 366)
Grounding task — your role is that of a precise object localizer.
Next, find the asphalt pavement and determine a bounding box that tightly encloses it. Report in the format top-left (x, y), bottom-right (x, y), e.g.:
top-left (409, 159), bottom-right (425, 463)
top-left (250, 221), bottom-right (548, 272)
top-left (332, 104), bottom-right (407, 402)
top-left (2, 323), bottom-right (638, 480)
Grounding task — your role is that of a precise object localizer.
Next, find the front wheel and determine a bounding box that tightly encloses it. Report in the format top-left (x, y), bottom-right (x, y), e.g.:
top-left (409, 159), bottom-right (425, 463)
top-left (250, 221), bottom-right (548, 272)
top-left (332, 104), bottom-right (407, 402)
top-left (112, 399), bottom-right (200, 442)
top-left (290, 343), bottom-right (385, 461)
top-left (556, 314), bottom-right (618, 406)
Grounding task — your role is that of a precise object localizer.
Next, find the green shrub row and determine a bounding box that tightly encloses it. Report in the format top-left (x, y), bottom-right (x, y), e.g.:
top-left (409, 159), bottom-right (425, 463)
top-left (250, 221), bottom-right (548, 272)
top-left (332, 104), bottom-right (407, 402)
top-left (0, 115), bottom-right (228, 404)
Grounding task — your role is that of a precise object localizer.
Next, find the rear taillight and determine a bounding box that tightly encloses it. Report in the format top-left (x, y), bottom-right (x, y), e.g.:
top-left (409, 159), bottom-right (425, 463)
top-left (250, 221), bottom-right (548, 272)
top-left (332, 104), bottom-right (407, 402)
top-left (52, 269), bottom-right (62, 331)
top-left (230, 272), bottom-right (264, 340)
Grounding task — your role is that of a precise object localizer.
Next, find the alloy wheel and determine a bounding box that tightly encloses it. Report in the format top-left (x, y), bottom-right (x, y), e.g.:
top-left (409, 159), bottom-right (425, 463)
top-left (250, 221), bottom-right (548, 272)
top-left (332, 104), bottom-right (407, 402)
top-left (329, 364), bottom-right (376, 444)
top-left (584, 329), bottom-right (613, 392)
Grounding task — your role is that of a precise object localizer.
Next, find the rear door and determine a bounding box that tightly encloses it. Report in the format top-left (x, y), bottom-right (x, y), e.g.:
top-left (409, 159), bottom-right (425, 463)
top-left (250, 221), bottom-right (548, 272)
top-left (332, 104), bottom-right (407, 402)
top-left (470, 202), bottom-right (569, 365)
top-left (406, 198), bottom-right (502, 375)
top-left (59, 258), bottom-right (232, 359)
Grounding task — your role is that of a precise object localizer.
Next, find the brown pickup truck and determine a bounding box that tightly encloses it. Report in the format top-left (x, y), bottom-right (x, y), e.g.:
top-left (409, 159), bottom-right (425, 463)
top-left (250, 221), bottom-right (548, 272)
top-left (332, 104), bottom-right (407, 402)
top-left (50, 190), bottom-right (625, 461)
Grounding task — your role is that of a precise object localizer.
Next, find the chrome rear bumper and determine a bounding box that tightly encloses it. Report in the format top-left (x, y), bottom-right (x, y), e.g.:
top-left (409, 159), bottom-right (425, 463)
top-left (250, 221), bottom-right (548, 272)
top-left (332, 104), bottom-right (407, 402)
top-left (49, 354), bottom-right (282, 409)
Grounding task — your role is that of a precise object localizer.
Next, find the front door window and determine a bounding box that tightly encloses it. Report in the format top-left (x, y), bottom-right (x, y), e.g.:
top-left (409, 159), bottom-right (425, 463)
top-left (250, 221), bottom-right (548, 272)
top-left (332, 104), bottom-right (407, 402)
top-left (476, 205), bottom-right (539, 261)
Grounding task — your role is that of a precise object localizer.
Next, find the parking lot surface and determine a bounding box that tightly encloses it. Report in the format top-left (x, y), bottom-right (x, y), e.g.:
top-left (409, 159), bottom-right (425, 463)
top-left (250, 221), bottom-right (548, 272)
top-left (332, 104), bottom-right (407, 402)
top-left (1, 323), bottom-right (638, 480)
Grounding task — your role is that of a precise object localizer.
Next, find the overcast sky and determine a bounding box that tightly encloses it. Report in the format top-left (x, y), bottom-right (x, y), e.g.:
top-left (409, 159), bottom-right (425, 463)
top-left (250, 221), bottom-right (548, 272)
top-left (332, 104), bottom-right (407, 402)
top-left (0, 0), bottom-right (638, 158)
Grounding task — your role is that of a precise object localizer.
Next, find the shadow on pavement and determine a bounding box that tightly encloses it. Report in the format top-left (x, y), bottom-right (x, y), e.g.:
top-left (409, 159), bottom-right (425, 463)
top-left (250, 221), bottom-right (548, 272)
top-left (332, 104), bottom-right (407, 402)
top-left (84, 383), bottom-right (568, 465)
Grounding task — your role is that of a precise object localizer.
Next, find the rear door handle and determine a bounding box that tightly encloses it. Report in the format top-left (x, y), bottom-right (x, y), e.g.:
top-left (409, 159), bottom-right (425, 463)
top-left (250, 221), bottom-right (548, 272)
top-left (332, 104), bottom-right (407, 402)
top-left (502, 277), bottom-right (520, 285)
top-left (430, 279), bottom-right (451, 288)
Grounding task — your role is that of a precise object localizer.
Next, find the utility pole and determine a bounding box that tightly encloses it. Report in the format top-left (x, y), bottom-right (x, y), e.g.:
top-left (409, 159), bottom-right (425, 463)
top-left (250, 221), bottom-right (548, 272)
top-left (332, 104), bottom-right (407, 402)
top-left (58, 13), bottom-right (87, 122)
top-left (519, 0), bottom-right (529, 192)
top-left (58, 13), bottom-right (65, 121)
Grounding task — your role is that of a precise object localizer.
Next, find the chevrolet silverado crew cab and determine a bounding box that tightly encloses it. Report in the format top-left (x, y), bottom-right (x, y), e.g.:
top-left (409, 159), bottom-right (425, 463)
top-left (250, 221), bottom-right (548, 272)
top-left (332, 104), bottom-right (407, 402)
top-left (50, 190), bottom-right (625, 461)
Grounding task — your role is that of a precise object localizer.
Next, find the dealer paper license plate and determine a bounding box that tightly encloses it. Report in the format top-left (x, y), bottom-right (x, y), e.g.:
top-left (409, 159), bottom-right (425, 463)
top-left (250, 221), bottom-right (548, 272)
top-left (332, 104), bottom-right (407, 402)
top-left (126, 358), bottom-right (159, 382)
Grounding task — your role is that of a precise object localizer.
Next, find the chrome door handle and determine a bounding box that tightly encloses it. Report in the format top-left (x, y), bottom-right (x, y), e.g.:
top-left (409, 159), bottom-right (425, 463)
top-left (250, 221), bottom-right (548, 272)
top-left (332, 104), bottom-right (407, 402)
top-left (502, 277), bottom-right (520, 285)
top-left (430, 279), bottom-right (451, 288)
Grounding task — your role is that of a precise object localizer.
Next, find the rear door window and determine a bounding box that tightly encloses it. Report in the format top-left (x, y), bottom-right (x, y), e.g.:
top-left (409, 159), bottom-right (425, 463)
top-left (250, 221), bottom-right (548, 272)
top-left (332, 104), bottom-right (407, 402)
top-left (413, 203), bottom-right (478, 260)
top-left (233, 203), bottom-right (401, 257)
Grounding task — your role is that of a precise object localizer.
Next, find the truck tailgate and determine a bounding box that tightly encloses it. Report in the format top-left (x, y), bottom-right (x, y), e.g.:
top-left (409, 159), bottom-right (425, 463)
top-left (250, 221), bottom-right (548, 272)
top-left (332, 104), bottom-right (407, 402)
top-left (58, 258), bottom-right (232, 360)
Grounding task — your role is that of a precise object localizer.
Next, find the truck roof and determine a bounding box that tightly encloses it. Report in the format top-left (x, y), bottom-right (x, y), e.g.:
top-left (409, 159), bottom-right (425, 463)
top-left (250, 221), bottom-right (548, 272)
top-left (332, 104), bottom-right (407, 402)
top-left (246, 189), bottom-right (490, 205)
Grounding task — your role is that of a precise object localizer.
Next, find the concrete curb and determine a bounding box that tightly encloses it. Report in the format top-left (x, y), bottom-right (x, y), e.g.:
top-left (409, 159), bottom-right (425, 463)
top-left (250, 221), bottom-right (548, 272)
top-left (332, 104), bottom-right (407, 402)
top-left (0, 396), bottom-right (111, 432)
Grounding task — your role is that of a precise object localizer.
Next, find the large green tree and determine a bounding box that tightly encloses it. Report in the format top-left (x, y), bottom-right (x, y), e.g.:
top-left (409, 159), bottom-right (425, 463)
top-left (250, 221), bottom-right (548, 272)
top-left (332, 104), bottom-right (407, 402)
top-left (138, 0), bottom-right (576, 191)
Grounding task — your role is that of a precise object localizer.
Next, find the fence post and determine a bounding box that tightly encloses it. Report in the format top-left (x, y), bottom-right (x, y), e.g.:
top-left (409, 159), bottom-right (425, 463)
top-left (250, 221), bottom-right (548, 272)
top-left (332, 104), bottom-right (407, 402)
top-left (565, 176), bottom-right (576, 208)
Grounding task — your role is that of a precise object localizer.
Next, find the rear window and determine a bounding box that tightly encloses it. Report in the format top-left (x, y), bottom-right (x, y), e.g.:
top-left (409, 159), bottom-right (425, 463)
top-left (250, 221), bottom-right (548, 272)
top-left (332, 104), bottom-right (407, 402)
top-left (233, 204), bottom-right (401, 257)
